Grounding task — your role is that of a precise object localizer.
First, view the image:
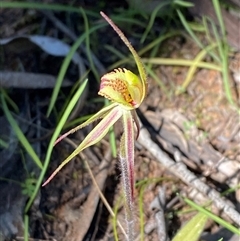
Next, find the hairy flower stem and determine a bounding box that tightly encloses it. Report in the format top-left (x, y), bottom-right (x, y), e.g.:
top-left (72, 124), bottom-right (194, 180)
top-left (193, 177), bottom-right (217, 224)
top-left (119, 154), bottom-right (135, 241)
top-left (43, 12), bottom-right (147, 240)
top-left (119, 110), bottom-right (136, 240)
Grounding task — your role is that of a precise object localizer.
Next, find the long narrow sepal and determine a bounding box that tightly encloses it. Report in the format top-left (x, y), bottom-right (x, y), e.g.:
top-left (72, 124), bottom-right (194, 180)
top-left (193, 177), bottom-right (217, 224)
top-left (55, 102), bottom-right (118, 145)
top-left (100, 12), bottom-right (147, 104)
top-left (43, 105), bottom-right (123, 186)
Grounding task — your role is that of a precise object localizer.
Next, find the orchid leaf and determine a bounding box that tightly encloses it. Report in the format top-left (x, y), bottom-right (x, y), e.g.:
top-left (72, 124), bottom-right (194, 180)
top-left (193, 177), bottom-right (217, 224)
top-left (55, 102), bottom-right (118, 145)
top-left (43, 105), bottom-right (123, 186)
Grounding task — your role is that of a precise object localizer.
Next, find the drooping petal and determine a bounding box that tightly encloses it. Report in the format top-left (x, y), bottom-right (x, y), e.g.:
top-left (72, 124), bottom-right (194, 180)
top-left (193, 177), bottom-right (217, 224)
top-left (43, 105), bottom-right (123, 186)
top-left (98, 68), bottom-right (143, 109)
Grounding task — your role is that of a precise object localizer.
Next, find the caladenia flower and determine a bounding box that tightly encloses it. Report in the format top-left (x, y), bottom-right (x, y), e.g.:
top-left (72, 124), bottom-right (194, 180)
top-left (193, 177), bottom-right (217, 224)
top-left (43, 11), bottom-right (147, 240)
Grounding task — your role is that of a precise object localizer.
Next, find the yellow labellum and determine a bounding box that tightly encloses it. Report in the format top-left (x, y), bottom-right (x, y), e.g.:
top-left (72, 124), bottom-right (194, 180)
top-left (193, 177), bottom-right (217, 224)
top-left (98, 68), bottom-right (143, 110)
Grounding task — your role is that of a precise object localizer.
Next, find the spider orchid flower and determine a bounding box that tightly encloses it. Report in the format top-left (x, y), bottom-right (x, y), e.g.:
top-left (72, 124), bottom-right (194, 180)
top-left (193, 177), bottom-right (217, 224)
top-left (42, 12), bottom-right (147, 207)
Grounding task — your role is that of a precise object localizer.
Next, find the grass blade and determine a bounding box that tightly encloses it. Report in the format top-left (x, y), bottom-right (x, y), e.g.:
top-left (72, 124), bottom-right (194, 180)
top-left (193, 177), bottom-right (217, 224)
top-left (24, 78), bottom-right (88, 212)
top-left (172, 211), bottom-right (208, 241)
top-left (141, 0), bottom-right (173, 43)
top-left (1, 93), bottom-right (43, 170)
top-left (47, 24), bottom-right (104, 116)
top-left (183, 197), bottom-right (240, 235)
top-left (176, 43), bottom-right (218, 94)
top-left (143, 58), bottom-right (221, 71)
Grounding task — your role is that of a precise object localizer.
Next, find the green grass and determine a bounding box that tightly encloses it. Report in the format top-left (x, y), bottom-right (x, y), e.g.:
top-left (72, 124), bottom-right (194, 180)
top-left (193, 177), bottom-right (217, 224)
top-left (0, 0), bottom-right (239, 240)
top-left (176, 1), bottom-right (237, 108)
top-left (1, 92), bottom-right (43, 170)
top-left (1, 78), bottom-right (88, 241)
top-left (182, 197), bottom-right (240, 235)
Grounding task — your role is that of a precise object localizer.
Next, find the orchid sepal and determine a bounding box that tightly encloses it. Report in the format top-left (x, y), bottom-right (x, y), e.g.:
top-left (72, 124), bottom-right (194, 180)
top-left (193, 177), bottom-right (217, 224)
top-left (54, 102), bottom-right (118, 145)
top-left (42, 13), bottom-right (148, 241)
top-left (100, 12), bottom-right (147, 104)
top-left (43, 105), bottom-right (123, 186)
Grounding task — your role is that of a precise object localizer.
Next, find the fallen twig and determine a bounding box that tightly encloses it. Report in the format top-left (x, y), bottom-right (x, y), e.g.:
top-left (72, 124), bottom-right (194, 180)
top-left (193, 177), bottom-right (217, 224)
top-left (138, 122), bottom-right (240, 227)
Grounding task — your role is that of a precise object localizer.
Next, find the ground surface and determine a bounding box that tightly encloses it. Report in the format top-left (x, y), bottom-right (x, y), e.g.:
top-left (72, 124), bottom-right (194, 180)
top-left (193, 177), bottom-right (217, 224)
top-left (0, 1), bottom-right (240, 241)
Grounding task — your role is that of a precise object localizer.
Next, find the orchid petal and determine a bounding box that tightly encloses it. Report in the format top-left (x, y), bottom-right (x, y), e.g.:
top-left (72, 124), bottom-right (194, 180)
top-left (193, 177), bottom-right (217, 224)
top-left (43, 105), bottom-right (123, 186)
top-left (55, 102), bottom-right (118, 145)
